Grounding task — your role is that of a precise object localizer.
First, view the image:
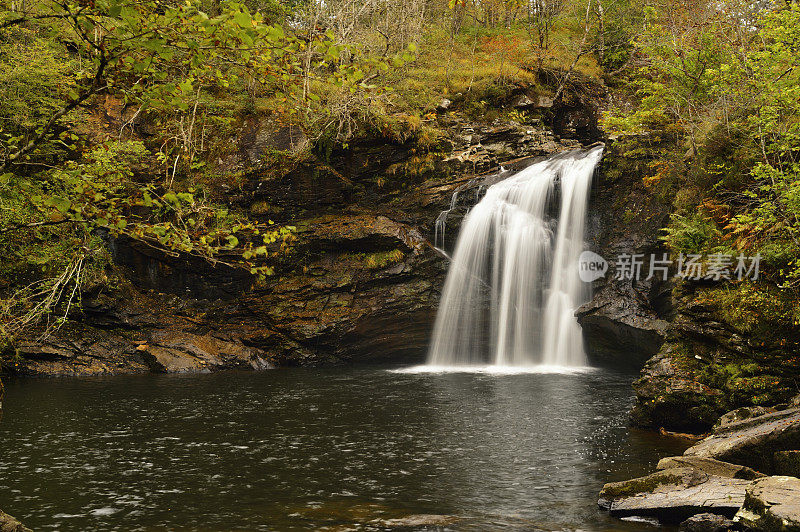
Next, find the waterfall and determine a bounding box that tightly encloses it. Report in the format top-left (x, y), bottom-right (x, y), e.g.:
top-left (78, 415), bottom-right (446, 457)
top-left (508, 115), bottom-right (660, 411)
top-left (427, 146), bottom-right (603, 368)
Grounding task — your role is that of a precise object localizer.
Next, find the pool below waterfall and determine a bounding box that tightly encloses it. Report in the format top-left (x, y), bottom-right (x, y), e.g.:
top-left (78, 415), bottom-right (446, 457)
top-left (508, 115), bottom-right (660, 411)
top-left (0, 367), bottom-right (689, 531)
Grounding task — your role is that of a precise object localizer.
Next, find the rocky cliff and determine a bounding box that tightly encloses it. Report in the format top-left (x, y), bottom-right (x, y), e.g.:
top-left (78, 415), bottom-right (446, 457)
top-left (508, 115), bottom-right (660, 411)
top-left (3, 85), bottom-right (603, 376)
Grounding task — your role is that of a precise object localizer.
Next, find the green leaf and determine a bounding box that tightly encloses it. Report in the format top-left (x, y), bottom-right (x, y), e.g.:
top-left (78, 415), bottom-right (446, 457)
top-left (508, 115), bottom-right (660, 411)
top-left (108, 1), bottom-right (122, 18)
top-left (233, 11), bottom-right (252, 28)
top-left (48, 196), bottom-right (72, 214)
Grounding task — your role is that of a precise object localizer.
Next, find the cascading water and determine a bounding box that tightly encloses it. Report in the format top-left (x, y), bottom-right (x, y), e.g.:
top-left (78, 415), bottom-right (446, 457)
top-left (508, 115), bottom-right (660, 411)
top-left (427, 145), bottom-right (603, 368)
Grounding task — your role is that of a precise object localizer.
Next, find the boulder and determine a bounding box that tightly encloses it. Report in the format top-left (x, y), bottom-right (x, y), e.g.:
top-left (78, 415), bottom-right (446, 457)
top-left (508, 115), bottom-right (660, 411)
top-left (657, 456), bottom-right (765, 480)
top-left (0, 510), bottom-right (32, 532)
top-left (598, 467), bottom-right (751, 523)
top-left (630, 344), bottom-right (728, 433)
top-left (735, 476), bottom-right (800, 531)
top-left (536, 95), bottom-right (554, 108)
top-left (679, 513), bottom-right (737, 532)
top-left (684, 408), bottom-right (800, 474)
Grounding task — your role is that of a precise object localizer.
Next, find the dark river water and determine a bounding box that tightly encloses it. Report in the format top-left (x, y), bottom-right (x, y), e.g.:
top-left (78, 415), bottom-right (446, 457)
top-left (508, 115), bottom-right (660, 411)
top-left (0, 366), bottom-right (689, 531)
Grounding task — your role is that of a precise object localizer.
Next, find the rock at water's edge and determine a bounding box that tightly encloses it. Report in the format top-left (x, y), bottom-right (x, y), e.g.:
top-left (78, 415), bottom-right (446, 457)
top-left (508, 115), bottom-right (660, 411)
top-left (735, 476), bottom-right (800, 531)
top-left (657, 455), bottom-right (765, 480)
top-left (0, 510), bottom-right (32, 532)
top-left (630, 344), bottom-right (727, 433)
top-left (599, 467), bottom-right (750, 523)
top-left (715, 406), bottom-right (778, 431)
top-left (684, 408), bottom-right (800, 474)
top-left (679, 512), bottom-right (737, 532)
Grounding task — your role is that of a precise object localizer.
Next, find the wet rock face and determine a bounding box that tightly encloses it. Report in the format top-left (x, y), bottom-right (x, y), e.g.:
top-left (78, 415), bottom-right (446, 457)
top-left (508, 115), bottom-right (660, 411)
top-left (9, 212), bottom-right (445, 375)
top-left (137, 332), bottom-right (273, 373)
top-left (629, 278), bottom-right (800, 433)
top-left (243, 213), bottom-right (445, 365)
top-left (628, 343), bottom-right (728, 433)
top-left (577, 140), bottom-right (673, 367)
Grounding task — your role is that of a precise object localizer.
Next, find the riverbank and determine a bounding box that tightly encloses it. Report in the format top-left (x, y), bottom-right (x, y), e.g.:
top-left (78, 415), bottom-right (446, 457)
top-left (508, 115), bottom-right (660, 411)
top-left (600, 400), bottom-right (800, 530)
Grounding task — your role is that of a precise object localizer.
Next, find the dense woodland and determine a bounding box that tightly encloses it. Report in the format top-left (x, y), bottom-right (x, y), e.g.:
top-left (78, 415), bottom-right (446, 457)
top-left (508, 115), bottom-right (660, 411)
top-left (0, 0), bottom-right (799, 378)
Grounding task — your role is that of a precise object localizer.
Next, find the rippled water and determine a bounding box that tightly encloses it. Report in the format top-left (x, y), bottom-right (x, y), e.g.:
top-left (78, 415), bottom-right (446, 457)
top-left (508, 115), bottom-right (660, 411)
top-left (0, 367), bottom-right (688, 531)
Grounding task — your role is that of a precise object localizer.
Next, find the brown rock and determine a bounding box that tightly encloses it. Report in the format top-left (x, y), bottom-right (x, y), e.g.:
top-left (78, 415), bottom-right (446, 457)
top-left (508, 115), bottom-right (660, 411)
top-left (142, 332), bottom-right (272, 373)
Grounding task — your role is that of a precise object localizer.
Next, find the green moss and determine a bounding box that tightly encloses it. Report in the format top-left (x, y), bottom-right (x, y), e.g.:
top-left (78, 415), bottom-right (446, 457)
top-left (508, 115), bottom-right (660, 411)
top-left (250, 201), bottom-right (285, 216)
top-left (601, 472), bottom-right (684, 498)
top-left (697, 283), bottom-right (799, 335)
top-left (339, 249), bottom-right (405, 270)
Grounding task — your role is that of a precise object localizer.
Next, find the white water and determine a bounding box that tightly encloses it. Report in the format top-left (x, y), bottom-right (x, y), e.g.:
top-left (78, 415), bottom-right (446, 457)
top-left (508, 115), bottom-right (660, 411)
top-left (392, 364), bottom-right (597, 375)
top-left (426, 146), bottom-right (603, 368)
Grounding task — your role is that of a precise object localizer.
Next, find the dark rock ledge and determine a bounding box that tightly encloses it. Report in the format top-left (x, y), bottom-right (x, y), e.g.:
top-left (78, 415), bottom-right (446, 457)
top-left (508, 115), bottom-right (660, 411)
top-left (600, 404), bottom-right (800, 531)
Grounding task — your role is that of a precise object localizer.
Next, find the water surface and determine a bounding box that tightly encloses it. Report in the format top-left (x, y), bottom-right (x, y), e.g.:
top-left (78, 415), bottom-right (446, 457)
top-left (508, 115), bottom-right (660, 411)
top-left (0, 367), bottom-right (688, 530)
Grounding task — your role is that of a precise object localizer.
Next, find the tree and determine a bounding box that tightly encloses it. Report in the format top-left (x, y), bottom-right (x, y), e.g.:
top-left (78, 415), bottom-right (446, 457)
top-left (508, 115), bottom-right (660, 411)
top-left (605, 0), bottom-right (800, 287)
top-left (0, 0), bottom-right (397, 349)
top-left (525, 0), bottom-right (565, 67)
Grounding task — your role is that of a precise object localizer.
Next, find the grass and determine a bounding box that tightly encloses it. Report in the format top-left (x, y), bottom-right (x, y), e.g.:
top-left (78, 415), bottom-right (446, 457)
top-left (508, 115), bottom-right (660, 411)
top-left (243, 16), bottom-right (605, 143)
top-left (388, 17), bottom-right (602, 112)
